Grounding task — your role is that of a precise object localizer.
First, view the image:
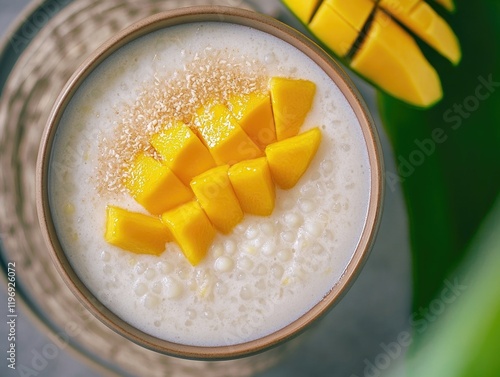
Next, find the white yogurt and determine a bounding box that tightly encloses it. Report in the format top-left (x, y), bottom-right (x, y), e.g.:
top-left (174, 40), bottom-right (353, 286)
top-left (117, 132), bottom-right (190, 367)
top-left (49, 22), bottom-right (371, 347)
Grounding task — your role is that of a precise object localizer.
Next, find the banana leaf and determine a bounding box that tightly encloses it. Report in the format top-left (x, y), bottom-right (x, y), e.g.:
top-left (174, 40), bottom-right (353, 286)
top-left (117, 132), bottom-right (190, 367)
top-left (378, 0), bottom-right (500, 312)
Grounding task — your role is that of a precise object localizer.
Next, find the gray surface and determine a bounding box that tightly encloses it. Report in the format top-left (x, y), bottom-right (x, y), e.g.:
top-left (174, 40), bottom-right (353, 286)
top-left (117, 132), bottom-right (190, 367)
top-left (0, 1), bottom-right (411, 376)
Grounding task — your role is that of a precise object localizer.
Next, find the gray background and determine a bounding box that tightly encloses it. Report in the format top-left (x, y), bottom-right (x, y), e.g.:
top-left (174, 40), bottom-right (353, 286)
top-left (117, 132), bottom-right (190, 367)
top-left (0, 1), bottom-right (411, 376)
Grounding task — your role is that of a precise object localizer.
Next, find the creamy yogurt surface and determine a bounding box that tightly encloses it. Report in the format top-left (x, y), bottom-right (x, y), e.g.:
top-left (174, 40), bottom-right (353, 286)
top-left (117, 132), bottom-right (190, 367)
top-left (49, 22), bottom-right (371, 346)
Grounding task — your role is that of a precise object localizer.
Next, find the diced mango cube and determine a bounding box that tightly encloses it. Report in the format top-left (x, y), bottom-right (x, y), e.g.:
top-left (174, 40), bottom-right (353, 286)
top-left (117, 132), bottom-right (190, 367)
top-left (105, 206), bottom-right (171, 255)
top-left (228, 157), bottom-right (275, 216)
top-left (282, 0), bottom-right (322, 24)
top-left (161, 201), bottom-right (216, 266)
top-left (195, 103), bottom-right (263, 165)
top-left (309, 2), bottom-right (358, 58)
top-left (150, 121), bottom-right (216, 186)
top-left (265, 127), bottom-right (322, 190)
top-left (125, 153), bottom-right (193, 215)
top-left (228, 92), bottom-right (276, 149)
top-left (190, 165), bottom-right (243, 234)
top-left (269, 77), bottom-right (316, 141)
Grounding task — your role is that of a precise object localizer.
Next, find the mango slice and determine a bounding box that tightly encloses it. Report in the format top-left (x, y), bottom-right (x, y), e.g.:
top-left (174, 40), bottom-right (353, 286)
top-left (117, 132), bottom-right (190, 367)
top-left (105, 206), bottom-right (170, 255)
top-left (161, 201), bottom-right (216, 266)
top-left (309, 1), bottom-right (359, 57)
top-left (190, 165), bottom-right (243, 234)
top-left (265, 127), bottom-right (322, 190)
top-left (228, 92), bottom-right (276, 150)
top-left (195, 103), bottom-right (263, 165)
top-left (377, 0), bottom-right (461, 64)
top-left (125, 153), bottom-right (193, 215)
top-left (228, 157), bottom-right (276, 216)
top-left (270, 77), bottom-right (316, 141)
top-left (282, 0), bottom-right (322, 23)
top-left (150, 121), bottom-right (216, 186)
top-left (350, 11), bottom-right (442, 107)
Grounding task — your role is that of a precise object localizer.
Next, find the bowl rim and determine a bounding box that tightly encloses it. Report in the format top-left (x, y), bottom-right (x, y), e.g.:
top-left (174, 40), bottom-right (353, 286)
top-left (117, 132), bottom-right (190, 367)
top-left (36, 5), bottom-right (384, 361)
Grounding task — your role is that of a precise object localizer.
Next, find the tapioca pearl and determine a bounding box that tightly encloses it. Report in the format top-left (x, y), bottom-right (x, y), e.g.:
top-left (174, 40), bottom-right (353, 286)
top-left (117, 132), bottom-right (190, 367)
top-left (259, 221), bottom-right (275, 236)
top-left (237, 256), bottom-right (254, 271)
top-left (241, 241), bottom-right (257, 255)
top-left (135, 262), bottom-right (147, 275)
top-left (261, 241), bottom-right (276, 257)
top-left (250, 236), bottom-right (265, 248)
top-left (278, 249), bottom-right (293, 262)
top-left (134, 282), bottom-right (148, 297)
top-left (304, 222), bottom-right (323, 238)
top-left (311, 243), bottom-right (326, 255)
top-left (264, 52), bottom-right (276, 64)
top-left (211, 243), bottom-right (224, 258)
top-left (255, 264), bottom-right (268, 276)
top-left (245, 225), bottom-right (259, 240)
top-left (321, 160), bottom-right (334, 175)
top-left (103, 264), bottom-right (112, 274)
top-left (224, 239), bottom-right (237, 255)
top-left (100, 250), bottom-right (110, 262)
top-left (281, 231), bottom-right (295, 243)
top-left (237, 272), bottom-right (247, 281)
top-left (341, 143), bottom-right (351, 152)
top-left (157, 261), bottom-right (174, 274)
top-left (215, 256), bottom-right (234, 272)
top-left (186, 309), bottom-right (197, 320)
top-left (163, 277), bottom-right (183, 299)
top-left (271, 264), bottom-right (284, 279)
top-left (144, 293), bottom-right (160, 309)
top-left (145, 268), bottom-right (156, 280)
top-left (255, 279), bottom-right (266, 290)
top-left (240, 286), bottom-right (253, 300)
top-left (283, 212), bottom-right (303, 228)
top-left (299, 198), bottom-right (316, 214)
top-left (203, 308), bottom-right (214, 319)
top-left (152, 281), bottom-right (163, 294)
top-left (215, 281), bottom-right (228, 295)
top-left (177, 267), bottom-right (190, 280)
top-left (279, 197), bottom-right (295, 210)
top-left (154, 320), bottom-right (161, 328)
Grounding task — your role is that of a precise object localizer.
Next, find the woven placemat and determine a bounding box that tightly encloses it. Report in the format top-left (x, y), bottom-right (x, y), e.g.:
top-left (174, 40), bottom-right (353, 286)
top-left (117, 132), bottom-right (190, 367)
top-left (0, 1), bottom-right (294, 375)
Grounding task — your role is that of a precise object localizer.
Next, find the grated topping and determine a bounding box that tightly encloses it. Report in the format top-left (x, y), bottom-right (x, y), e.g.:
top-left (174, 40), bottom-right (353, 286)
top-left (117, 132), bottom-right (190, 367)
top-left (97, 47), bottom-right (267, 195)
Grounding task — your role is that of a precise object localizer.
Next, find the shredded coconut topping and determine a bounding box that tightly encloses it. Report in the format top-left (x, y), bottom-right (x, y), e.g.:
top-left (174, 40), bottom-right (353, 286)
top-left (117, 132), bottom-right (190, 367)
top-left (97, 47), bottom-right (267, 195)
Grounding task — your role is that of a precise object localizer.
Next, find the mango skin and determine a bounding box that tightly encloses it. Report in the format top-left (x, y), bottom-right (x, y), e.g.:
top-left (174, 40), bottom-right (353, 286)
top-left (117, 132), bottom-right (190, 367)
top-left (190, 165), bottom-right (243, 234)
top-left (150, 121), bottom-right (216, 187)
top-left (228, 157), bottom-right (276, 216)
top-left (125, 153), bottom-right (193, 215)
top-left (105, 206), bottom-right (171, 255)
top-left (161, 201), bottom-right (216, 266)
top-left (270, 77), bottom-right (316, 141)
top-left (265, 127), bottom-right (322, 190)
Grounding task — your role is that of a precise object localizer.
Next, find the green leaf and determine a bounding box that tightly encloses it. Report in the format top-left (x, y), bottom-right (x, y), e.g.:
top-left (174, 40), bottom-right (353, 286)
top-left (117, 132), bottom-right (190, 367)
top-left (378, 0), bottom-right (500, 312)
top-left (390, 194), bottom-right (500, 377)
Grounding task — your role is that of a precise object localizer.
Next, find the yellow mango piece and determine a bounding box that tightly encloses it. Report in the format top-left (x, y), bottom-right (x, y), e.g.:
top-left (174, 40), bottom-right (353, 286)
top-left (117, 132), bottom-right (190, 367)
top-left (325, 0), bottom-right (375, 31)
top-left (351, 11), bottom-right (442, 107)
top-left (195, 103), bottom-right (263, 165)
top-left (150, 121), bottom-right (216, 186)
top-left (378, 0), bottom-right (461, 64)
top-left (309, 2), bottom-right (358, 58)
top-left (125, 153), bottom-right (193, 215)
top-left (265, 127), bottom-right (322, 190)
top-left (282, 0), bottom-right (322, 24)
top-left (269, 77), bottom-right (316, 141)
top-left (228, 92), bottom-right (276, 150)
top-left (105, 206), bottom-right (171, 255)
top-left (228, 157), bottom-right (275, 216)
top-left (161, 201), bottom-right (215, 266)
top-left (190, 165), bottom-right (243, 234)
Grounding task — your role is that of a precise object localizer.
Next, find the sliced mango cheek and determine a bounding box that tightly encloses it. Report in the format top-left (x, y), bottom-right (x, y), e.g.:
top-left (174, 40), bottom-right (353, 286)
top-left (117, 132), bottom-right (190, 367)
top-left (282, 0), bottom-right (322, 24)
top-left (350, 12), bottom-right (442, 107)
